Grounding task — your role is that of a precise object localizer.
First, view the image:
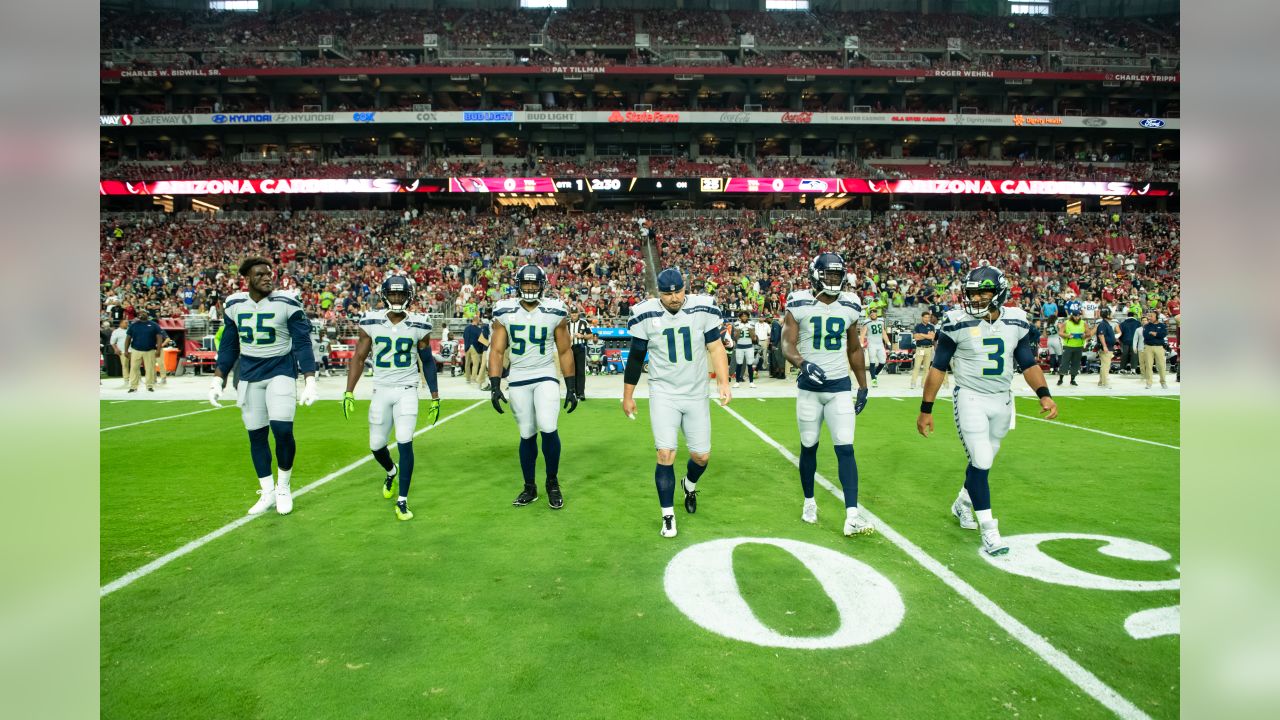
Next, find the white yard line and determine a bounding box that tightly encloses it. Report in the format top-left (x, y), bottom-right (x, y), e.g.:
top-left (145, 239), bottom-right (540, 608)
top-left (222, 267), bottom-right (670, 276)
top-left (101, 400), bottom-right (485, 597)
top-left (720, 403), bottom-right (1153, 720)
top-left (101, 406), bottom-right (225, 431)
top-left (887, 396), bottom-right (904, 401)
top-left (1014, 414), bottom-right (1179, 450)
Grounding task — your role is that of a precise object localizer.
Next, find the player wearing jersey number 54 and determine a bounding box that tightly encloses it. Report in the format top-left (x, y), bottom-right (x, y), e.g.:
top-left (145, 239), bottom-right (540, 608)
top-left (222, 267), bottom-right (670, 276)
top-left (487, 265), bottom-right (578, 510)
top-left (622, 268), bottom-right (731, 539)
top-left (341, 276), bottom-right (441, 522)
top-left (782, 253), bottom-right (872, 538)
top-left (917, 265), bottom-right (1058, 556)
top-left (209, 256), bottom-right (318, 517)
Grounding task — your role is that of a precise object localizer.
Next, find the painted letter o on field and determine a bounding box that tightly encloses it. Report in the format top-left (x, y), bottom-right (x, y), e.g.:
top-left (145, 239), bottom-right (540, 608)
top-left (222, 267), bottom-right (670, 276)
top-left (663, 537), bottom-right (904, 649)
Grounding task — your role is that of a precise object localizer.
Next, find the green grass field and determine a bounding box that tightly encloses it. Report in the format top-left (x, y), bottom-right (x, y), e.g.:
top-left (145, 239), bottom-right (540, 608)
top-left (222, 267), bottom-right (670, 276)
top-left (100, 395), bottom-right (1179, 719)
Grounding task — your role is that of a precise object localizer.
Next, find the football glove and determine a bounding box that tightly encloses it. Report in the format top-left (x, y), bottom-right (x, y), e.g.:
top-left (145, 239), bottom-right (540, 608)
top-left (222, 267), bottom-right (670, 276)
top-left (800, 361), bottom-right (827, 385)
top-left (299, 375), bottom-right (319, 406)
top-left (855, 386), bottom-right (869, 415)
top-left (342, 391), bottom-right (355, 419)
top-left (563, 387), bottom-right (578, 414)
top-left (208, 376), bottom-right (225, 408)
top-left (489, 377), bottom-right (507, 414)
top-left (426, 399), bottom-right (441, 426)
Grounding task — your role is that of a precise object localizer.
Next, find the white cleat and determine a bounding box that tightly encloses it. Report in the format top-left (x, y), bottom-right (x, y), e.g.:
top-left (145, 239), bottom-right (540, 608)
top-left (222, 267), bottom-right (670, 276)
top-left (732, 381), bottom-right (740, 389)
top-left (951, 497), bottom-right (978, 530)
top-left (801, 498), bottom-right (818, 524)
top-left (843, 514), bottom-right (875, 537)
top-left (247, 488), bottom-right (275, 515)
top-left (980, 519), bottom-right (1008, 556)
top-left (660, 514), bottom-right (677, 538)
top-left (275, 484), bottom-right (293, 515)
top-left (749, 381), bottom-right (756, 389)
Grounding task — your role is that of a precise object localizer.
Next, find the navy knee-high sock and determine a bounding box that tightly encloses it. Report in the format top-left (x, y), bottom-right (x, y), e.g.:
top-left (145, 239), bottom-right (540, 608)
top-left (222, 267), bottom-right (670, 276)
top-left (736, 361), bottom-right (746, 382)
top-left (799, 443), bottom-right (818, 499)
top-left (747, 363), bottom-right (756, 382)
top-left (248, 427), bottom-right (273, 478)
top-left (540, 431), bottom-right (561, 482)
top-left (685, 457), bottom-right (707, 484)
top-left (270, 421), bottom-right (296, 471)
top-left (655, 463), bottom-right (676, 509)
top-left (519, 436), bottom-right (538, 486)
top-left (964, 464), bottom-right (992, 511)
top-left (397, 442), bottom-right (414, 499)
top-left (371, 446), bottom-right (395, 473)
top-left (833, 444), bottom-right (858, 508)
top-left (870, 363), bottom-right (883, 380)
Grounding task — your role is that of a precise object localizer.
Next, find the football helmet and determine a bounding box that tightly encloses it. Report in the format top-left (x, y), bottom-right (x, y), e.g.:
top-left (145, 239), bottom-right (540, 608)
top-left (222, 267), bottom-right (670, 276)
top-left (516, 264), bottom-right (546, 302)
top-left (961, 265), bottom-right (1010, 318)
top-left (380, 275), bottom-right (414, 313)
top-left (809, 252), bottom-right (846, 297)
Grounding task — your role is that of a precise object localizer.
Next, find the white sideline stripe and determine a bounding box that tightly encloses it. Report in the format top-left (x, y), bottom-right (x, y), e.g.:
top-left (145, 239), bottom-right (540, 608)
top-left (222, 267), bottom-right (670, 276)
top-left (756, 397), bottom-right (766, 402)
top-left (1014, 414), bottom-right (1179, 450)
top-left (100, 400), bottom-right (485, 598)
top-left (109, 400), bottom-right (128, 404)
top-left (101, 406), bottom-right (225, 431)
top-left (719, 403), bottom-right (1153, 720)
top-left (887, 397), bottom-right (904, 401)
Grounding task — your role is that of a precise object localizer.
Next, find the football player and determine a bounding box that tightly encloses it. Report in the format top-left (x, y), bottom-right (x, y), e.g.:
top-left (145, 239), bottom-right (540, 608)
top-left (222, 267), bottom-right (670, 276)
top-left (209, 256), bottom-right (318, 516)
top-left (341, 276), bottom-right (440, 521)
top-left (860, 307), bottom-right (890, 388)
top-left (732, 310), bottom-right (758, 389)
top-left (782, 253), bottom-right (872, 536)
top-left (487, 265), bottom-right (578, 509)
top-left (622, 268), bottom-right (731, 538)
top-left (917, 265), bottom-right (1058, 556)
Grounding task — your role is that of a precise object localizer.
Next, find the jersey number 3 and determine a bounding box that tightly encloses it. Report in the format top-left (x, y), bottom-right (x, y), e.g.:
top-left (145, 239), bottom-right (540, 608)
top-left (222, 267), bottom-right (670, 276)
top-left (982, 337), bottom-right (1005, 376)
top-left (810, 317), bottom-right (846, 351)
top-left (374, 336), bottom-right (415, 368)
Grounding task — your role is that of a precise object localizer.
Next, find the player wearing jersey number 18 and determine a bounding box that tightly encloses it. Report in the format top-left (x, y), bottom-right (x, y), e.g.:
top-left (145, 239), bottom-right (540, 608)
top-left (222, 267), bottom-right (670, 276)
top-left (341, 275), bottom-right (441, 521)
top-left (782, 253), bottom-right (873, 537)
top-left (916, 265), bottom-right (1058, 556)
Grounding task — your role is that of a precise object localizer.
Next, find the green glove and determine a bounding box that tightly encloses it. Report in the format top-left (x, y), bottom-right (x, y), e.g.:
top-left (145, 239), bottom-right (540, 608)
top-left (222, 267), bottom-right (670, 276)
top-left (426, 399), bottom-right (441, 426)
top-left (342, 391), bottom-right (355, 419)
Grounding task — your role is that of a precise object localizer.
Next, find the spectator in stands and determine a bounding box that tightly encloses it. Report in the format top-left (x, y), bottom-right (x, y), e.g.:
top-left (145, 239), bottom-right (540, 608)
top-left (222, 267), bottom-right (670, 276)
top-left (1140, 310), bottom-right (1169, 389)
top-left (124, 309), bottom-right (163, 393)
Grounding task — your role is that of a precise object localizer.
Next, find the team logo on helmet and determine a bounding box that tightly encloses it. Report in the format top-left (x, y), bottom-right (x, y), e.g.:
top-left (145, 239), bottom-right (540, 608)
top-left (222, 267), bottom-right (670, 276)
top-left (809, 253), bottom-right (846, 297)
top-left (961, 266), bottom-right (1010, 318)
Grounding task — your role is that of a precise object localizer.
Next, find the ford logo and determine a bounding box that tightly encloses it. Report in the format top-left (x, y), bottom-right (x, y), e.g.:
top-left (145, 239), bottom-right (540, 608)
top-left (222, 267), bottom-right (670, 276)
top-left (212, 114), bottom-right (227, 123)
top-left (1139, 118), bottom-right (1165, 128)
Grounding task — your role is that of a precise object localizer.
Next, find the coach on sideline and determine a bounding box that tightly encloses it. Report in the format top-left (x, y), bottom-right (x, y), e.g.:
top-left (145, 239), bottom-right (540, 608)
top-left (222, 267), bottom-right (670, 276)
top-left (124, 309), bottom-right (163, 393)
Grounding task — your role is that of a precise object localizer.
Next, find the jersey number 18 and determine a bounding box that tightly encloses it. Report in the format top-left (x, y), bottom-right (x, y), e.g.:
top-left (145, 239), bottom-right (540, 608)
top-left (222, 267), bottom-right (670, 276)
top-left (809, 317), bottom-right (846, 351)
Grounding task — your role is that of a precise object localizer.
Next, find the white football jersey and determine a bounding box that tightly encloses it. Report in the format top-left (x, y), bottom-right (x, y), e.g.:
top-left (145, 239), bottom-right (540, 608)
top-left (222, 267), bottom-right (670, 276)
top-left (358, 310), bottom-right (432, 386)
top-left (492, 297), bottom-right (568, 384)
top-left (734, 321), bottom-right (756, 347)
top-left (786, 290), bottom-right (862, 392)
top-left (865, 317), bottom-right (886, 345)
top-left (628, 294), bottom-right (722, 398)
top-left (939, 306), bottom-right (1035, 394)
top-left (221, 291), bottom-right (314, 382)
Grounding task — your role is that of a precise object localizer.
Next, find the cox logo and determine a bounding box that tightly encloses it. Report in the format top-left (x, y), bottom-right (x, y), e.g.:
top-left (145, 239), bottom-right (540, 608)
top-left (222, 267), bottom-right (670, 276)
top-left (1139, 118), bottom-right (1165, 128)
top-left (353, 112), bottom-right (376, 123)
top-left (212, 114), bottom-right (227, 124)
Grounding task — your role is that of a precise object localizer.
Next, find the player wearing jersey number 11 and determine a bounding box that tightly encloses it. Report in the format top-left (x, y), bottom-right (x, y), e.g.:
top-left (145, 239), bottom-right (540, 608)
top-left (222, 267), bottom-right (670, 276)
top-left (342, 275), bottom-right (441, 521)
top-left (917, 265), bottom-right (1058, 556)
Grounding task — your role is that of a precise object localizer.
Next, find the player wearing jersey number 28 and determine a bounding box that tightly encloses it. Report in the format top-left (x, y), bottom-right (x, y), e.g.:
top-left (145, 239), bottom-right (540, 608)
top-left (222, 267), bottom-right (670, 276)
top-left (341, 275), bottom-right (441, 521)
top-left (917, 265), bottom-right (1058, 556)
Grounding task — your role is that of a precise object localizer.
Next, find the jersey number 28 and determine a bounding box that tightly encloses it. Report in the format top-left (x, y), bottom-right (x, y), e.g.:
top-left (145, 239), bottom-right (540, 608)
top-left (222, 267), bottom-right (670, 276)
top-left (374, 336), bottom-right (415, 368)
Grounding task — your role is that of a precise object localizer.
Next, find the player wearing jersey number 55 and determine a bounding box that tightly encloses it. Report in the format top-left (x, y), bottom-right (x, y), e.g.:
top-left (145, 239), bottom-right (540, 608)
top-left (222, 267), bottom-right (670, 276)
top-left (487, 265), bottom-right (578, 510)
top-left (782, 253), bottom-right (873, 537)
top-left (209, 256), bottom-right (318, 517)
top-left (917, 265), bottom-right (1058, 556)
top-left (622, 268), bottom-right (731, 538)
top-left (341, 276), bottom-right (441, 521)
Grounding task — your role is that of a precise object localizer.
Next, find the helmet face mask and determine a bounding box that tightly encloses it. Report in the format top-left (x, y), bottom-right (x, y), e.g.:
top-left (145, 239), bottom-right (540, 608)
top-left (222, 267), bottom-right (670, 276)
top-left (517, 265), bottom-right (546, 303)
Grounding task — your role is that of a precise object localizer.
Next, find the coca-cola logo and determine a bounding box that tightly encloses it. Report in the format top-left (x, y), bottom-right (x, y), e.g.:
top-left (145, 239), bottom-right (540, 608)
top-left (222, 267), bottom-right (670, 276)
top-left (780, 112), bottom-right (813, 124)
top-left (718, 112), bottom-right (751, 124)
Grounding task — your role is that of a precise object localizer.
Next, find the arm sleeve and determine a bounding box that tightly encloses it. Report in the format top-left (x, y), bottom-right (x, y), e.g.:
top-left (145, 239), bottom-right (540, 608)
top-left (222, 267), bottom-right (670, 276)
top-left (930, 332), bottom-right (958, 371)
top-left (288, 310), bottom-right (317, 374)
top-left (624, 338), bottom-right (648, 385)
top-left (216, 314), bottom-right (240, 375)
top-left (1013, 325), bottom-right (1040, 372)
top-left (418, 347), bottom-right (439, 394)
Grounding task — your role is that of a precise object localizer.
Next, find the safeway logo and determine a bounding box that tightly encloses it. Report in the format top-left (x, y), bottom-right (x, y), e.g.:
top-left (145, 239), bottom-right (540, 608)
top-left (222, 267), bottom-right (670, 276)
top-left (100, 115), bottom-right (133, 126)
top-left (780, 112), bottom-right (814, 124)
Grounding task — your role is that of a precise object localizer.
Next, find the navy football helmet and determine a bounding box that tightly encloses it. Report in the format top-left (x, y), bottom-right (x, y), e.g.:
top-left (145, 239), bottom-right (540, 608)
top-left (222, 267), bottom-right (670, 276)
top-left (809, 252), bottom-right (847, 297)
top-left (381, 275), bottom-right (414, 313)
top-left (961, 265), bottom-right (1009, 318)
top-left (516, 264), bottom-right (546, 302)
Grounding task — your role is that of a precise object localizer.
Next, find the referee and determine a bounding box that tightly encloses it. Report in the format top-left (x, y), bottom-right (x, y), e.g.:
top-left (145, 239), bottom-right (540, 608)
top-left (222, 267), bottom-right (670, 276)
top-left (567, 309), bottom-right (590, 400)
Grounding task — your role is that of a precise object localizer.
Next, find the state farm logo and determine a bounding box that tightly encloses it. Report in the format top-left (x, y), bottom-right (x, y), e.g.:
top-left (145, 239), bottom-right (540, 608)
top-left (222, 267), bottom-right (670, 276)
top-left (718, 112), bottom-right (751, 124)
top-left (1083, 117), bottom-right (1107, 127)
top-left (1012, 115), bottom-right (1062, 126)
top-left (780, 112), bottom-right (813, 124)
top-left (100, 114), bottom-right (133, 126)
top-left (607, 110), bottom-right (680, 123)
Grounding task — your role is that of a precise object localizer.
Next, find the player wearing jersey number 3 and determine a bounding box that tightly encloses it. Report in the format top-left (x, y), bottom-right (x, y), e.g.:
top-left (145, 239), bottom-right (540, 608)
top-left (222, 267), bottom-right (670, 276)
top-left (488, 265), bottom-right (578, 509)
top-left (341, 276), bottom-right (441, 521)
top-left (917, 265), bottom-right (1058, 556)
top-left (782, 253), bottom-right (872, 537)
top-left (622, 268), bottom-right (731, 538)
